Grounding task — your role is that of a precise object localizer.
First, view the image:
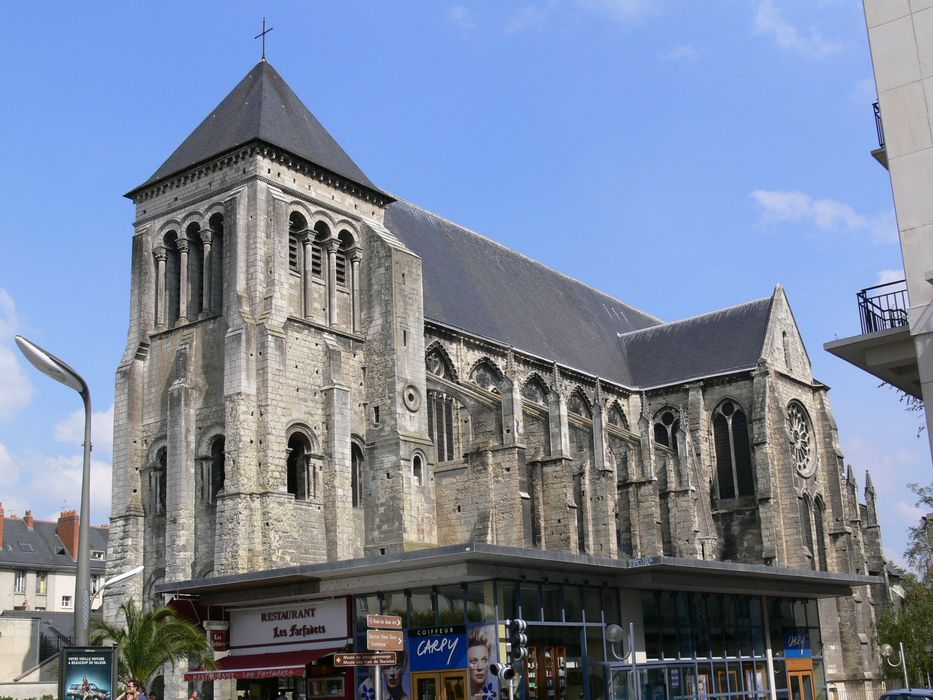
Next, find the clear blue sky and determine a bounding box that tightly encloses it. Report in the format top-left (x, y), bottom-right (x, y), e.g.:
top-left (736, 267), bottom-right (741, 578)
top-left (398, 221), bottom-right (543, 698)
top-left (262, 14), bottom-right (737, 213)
top-left (0, 1), bottom-right (927, 568)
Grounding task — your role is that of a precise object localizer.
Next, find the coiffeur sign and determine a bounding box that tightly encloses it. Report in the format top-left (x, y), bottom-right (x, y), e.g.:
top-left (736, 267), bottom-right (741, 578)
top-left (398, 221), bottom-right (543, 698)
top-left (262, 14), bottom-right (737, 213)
top-left (230, 598), bottom-right (349, 653)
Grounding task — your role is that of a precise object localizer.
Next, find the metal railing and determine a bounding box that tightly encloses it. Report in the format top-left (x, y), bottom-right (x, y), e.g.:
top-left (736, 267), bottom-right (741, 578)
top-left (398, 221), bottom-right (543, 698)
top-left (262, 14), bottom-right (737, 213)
top-left (858, 279), bottom-right (908, 333)
top-left (873, 100), bottom-right (886, 149)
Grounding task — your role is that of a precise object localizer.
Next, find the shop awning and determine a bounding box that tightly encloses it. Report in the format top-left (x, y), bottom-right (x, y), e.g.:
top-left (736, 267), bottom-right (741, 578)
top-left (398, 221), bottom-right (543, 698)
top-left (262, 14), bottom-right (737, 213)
top-left (184, 648), bottom-right (339, 681)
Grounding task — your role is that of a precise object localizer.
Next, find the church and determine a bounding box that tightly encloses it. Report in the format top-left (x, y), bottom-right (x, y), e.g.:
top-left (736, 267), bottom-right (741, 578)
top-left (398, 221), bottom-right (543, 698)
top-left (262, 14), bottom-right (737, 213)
top-left (105, 59), bottom-right (891, 700)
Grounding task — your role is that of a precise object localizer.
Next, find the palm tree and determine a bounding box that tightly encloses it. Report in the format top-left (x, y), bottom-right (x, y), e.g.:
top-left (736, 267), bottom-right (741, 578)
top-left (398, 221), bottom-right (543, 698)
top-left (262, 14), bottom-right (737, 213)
top-left (90, 599), bottom-right (215, 689)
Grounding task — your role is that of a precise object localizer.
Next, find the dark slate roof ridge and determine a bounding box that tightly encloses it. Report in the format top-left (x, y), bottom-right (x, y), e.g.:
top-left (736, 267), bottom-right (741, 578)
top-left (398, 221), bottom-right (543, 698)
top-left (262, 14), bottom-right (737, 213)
top-left (392, 197), bottom-right (665, 326)
top-left (618, 296), bottom-right (773, 339)
top-left (131, 60), bottom-right (383, 197)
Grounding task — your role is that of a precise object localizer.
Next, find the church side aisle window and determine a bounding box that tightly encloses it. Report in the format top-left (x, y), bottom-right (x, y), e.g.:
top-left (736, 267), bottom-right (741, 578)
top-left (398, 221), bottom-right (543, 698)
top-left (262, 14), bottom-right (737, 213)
top-left (713, 400), bottom-right (754, 499)
top-left (428, 392), bottom-right (456, 462)
top-left (653, 409), bottom-right (680, 454)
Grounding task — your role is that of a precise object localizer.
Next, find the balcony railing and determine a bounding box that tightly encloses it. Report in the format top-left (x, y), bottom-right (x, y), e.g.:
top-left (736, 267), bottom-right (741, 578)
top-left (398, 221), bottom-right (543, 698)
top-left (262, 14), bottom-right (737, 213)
top-left (857, 279), bottom-right (908, 333)
top-left (873, 100), bottom-right (885, 149)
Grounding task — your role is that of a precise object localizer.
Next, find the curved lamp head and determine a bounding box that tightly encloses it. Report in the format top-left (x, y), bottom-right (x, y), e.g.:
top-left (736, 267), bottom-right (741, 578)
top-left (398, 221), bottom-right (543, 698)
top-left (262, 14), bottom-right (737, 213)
top-left (15, 335), bottom-right (88, 397)
top-left (879, 643), bottom-right (894, 658)
top-left (605, 624), bottom-right (625, 644)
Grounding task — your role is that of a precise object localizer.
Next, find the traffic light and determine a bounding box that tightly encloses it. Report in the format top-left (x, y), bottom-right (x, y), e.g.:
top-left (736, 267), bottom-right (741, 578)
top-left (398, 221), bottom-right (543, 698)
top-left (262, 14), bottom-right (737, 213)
top-left (509, 618), bottom-right (528, 661)
top-left (490, 663), bottom-right (516, 681)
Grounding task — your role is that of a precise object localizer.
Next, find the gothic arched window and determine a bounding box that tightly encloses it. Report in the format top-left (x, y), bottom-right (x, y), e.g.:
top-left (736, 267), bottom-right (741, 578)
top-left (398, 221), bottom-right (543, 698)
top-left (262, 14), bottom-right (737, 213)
top-left (470, 362), bottom-right (500, 394)
top-left (787, 401), bottom-right (815, 477)
top-left (521, 376), bottom-right (548, 405)
top-left (814, 496), bottom-right (828, 571)
top-left (426, 348), bottom-right (452, 380)
top-left (428, 392), bottom-right (457, 462)
top-left (653, 409), bottom-right (680, 454)
top-left (608, 404), bottom-right (628, 430)
top-left (151, 448), bottom-right (167, 515)
top-left (210, 436), bottom-right (225, 503)
top-left (568, 390), bottom-right (592, 419)
top-left (800, 494), bottom-right (815, 569)
top-left (713, 399), bottom-right (754, 499)
top-left (351, 442), bottom-right (364, 507)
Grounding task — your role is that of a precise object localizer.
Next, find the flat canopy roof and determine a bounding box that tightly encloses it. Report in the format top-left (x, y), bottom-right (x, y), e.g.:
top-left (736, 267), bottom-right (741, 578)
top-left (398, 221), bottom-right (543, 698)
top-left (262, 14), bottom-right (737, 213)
top-left (155, 544), bottom-right (877, 605)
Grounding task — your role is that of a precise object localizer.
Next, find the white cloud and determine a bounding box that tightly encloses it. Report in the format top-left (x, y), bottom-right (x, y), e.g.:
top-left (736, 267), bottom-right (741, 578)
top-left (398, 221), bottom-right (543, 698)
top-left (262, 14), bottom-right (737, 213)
top-left (850, 77), bottom-right (876, 104)
top-left (894, 499), bottom-right (926, 525)
top-left (577, 0), bottom-right (658, 23)
top-left (876, 268), bottom-right (905, 285)
top-left (504, 2), bottom-right (558, 35)
top-left (448, 5), bottom-right (476, 30)
top-left (2, 447), bottom-right (112, 526)
top-left (749, 190), bottom-right (897, 243)
top-left (753, 0), bottom-right (841, 57)
top-left (659, 42), bottom-right (699, 62)
top-left (53, 404), bottom-right (114, 457)
top-left (0, 289), bottom-right (34, 422)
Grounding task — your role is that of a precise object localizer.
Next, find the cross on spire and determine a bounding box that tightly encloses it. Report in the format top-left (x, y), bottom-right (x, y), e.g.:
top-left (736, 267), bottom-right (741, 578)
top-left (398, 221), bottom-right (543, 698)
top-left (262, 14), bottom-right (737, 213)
top-left (255, 17), bottom-right (274, 61)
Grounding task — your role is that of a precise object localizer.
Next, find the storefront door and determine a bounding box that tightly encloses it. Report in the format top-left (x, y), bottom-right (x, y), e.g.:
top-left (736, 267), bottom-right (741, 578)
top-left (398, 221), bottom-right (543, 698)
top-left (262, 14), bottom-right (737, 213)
top-left (787, 659), bottom-right (814, 700)
top-left (412, 671), bottom-right (467, 700)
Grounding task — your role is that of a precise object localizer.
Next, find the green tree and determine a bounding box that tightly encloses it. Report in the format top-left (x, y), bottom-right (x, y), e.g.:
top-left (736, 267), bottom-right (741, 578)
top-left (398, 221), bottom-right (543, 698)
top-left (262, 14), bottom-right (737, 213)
top-left (875, 577), bottom-right (933, 687)
top-left (875, 482), bottom-right (933, 687)
top-left (90, 599), bottom-right (215, 689)
top-left (904, 482), bottom-right (933, 586)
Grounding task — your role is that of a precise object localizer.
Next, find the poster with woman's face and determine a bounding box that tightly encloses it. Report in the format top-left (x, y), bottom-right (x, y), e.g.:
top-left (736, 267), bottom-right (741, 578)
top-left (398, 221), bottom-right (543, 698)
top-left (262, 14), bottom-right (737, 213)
top-left (466, 624), bottom-right (498, 700)
top-left (357, 652), bottom-right (410, 700)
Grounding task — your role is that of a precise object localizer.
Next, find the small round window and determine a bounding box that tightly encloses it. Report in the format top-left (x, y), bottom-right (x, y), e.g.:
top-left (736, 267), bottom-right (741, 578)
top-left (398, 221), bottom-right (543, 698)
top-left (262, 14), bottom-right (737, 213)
top-left (403, 384), bottom-right (421, 412)
top-left (787, 402), bottom-right (815, 477)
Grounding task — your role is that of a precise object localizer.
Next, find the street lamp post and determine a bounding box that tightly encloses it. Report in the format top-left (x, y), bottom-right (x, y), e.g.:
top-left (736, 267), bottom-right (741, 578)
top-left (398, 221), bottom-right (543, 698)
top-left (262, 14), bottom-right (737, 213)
top-left (15, 335), bottom-right (92, 646)
top-left (880, 642), bottom-right (910, 691)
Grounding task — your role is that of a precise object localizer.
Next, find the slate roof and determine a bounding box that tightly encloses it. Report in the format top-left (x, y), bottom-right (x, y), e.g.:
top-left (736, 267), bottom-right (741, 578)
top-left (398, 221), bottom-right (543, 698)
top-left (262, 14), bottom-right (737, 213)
top-left (385, 200), bottom-right (663, 386)
top-left (619, 297), bottom-right (774, 389)
top-left (132, 60), bottom-right (380, 195)
top-left (0, 517), bottom-right (108, 573)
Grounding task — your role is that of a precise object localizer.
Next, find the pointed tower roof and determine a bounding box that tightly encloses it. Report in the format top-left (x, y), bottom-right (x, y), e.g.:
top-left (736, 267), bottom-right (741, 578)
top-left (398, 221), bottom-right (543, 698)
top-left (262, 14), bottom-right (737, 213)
top-left (130, 60), bottom-right (380, 196)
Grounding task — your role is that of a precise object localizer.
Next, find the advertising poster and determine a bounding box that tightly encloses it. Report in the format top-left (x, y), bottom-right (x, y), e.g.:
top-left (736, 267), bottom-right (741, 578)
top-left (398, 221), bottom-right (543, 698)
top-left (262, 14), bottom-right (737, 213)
top-left (60, 647), bottom-right (117, 700)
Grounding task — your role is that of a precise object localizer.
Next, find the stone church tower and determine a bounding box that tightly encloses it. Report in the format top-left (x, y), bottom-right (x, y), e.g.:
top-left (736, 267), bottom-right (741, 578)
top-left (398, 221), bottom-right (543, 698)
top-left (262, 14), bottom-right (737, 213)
top-left (106, 60), bottom-right (891, 697)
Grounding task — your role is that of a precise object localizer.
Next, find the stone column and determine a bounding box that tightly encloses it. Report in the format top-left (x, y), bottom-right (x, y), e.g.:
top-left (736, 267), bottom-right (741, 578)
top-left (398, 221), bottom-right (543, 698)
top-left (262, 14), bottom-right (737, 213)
top-left (176, 237), bottom-right (190, 324)
top-left (323, 338), bottom-right (353, 559)
top-left (153, 247), bottom-right (167, 330)
top-left (300, 230), bottom-right (314, 319)
top-left (200, 228), bottom-right (213, 316)
top-left (350, 248), bottom-right (362, 334)
top-left (326, 238), bottom-right (339, 327)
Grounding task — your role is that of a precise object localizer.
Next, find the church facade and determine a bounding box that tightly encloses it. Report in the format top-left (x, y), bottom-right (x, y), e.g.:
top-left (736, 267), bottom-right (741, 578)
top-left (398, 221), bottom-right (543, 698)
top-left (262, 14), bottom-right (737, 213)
top-left (106, 61), bottom-right (889, 700)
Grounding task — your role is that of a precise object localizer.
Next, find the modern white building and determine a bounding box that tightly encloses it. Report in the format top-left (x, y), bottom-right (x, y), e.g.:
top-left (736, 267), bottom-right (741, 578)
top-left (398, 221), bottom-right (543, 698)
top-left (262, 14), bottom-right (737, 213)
top-left (826, 1), bottom-right (933, 464)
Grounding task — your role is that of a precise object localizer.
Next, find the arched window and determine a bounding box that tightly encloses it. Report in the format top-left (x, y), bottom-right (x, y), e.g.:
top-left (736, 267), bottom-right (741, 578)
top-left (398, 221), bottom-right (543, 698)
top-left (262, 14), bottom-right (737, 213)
top-left (351, 442), bottom-right (364, 507)
top-left (521, 376), bottom-right (548, 405)
top-left (206, 213), bottom-right (224, 315)
top-left (163, 231), bottom-right (180, 327)
top-left (426, 347), bottom-right (453, 380)
top-left (428, 391), bottom-right (456, 462)
top-left (470, 362), bottom-right (500, 394)
top-left (151, 448), bottom-right (167, 515)
top-left (787, 401), bottom-right (815, 477)
top-left (653, 409), bottom-right (680, 454)
top-left (800, 495), bottom-right (815, 569)
top-left (412, 453), bottom-right (424, 487)
top-left (210, 436), bottom-right (225, 503)
top-left (568, 390), bottom-right (592, 419)
top-left (712, 400), bottom-right (754, 499)
top-left (782, 330), bottom-right (793, 371)
top-left (289, 212), bottom-right (308, 274)
top-left (287, 432), bottom-right (315, 500)
top-left (608, 403), bottom-right (628, 430)
top-left (185, 222), bottom-right (204, 320)
top-left (813, 496), bottom-right (828, 571)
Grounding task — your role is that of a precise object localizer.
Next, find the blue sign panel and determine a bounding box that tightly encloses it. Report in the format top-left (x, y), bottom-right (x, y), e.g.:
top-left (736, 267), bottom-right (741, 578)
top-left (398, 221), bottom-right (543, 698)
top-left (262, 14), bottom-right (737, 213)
top-left (409, 625), bottom-right (468, 671)
top-left (784, 631), bottom-right (811, 658)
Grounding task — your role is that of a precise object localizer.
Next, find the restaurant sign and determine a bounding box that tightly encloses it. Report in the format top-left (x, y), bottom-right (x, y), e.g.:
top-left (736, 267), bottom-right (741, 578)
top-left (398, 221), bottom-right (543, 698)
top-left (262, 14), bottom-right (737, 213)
top-left (230, 598), bottom-right (349, 652)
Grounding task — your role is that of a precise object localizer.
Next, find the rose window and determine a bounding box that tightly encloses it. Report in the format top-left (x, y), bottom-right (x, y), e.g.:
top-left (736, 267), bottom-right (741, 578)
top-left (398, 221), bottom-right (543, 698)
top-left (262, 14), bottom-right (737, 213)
top-left (788, 402), bottom-right (814, 477)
